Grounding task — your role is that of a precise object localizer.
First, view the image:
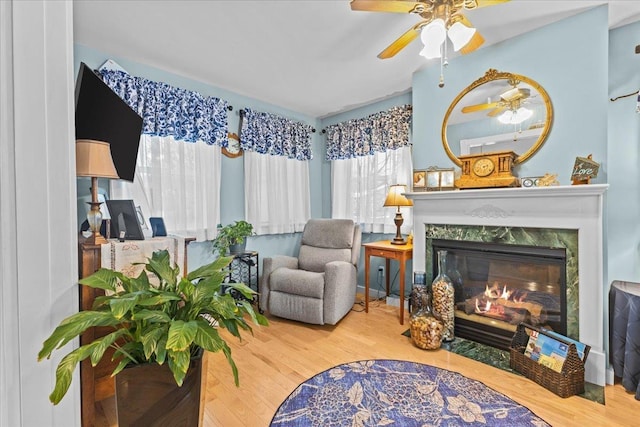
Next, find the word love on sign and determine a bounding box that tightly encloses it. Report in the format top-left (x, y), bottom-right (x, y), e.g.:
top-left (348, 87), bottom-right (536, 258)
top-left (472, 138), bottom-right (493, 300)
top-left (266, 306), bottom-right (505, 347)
top-left (571, 154), bottom-right (600, 184)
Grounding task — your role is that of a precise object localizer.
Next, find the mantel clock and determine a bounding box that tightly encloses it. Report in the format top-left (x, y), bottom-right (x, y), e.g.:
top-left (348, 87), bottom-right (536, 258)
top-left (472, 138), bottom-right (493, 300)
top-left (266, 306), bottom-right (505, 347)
top-left (455, 150), bottom-right (519, 189)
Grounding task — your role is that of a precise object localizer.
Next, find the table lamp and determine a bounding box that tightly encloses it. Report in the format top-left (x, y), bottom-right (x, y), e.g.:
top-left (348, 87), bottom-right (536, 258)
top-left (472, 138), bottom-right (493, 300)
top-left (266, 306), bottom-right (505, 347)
top-left (383, 184), bottom-right (413, 245)
top-left (76, 139), bottom-right (119, 245)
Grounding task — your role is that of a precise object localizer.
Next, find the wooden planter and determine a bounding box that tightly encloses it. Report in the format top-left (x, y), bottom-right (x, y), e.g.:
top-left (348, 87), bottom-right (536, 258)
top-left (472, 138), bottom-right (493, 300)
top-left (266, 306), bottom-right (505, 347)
top-left (115, 350), bottom-right (208, 427)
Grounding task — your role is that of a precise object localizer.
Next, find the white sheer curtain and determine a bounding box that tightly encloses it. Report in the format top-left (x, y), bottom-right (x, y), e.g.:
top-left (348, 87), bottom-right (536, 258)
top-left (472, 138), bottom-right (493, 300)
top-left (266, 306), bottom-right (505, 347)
top-left (244, 150), bottom-right (310, 235)
top-left (111, 134), bottom-right (221, 241)
top-left (332, 146), bottom-right (413, 234)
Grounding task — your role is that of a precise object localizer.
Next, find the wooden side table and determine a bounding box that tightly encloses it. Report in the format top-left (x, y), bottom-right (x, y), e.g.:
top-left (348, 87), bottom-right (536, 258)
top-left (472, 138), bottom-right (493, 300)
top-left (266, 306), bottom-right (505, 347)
top-left (363, 240), bottom-right (413, 324)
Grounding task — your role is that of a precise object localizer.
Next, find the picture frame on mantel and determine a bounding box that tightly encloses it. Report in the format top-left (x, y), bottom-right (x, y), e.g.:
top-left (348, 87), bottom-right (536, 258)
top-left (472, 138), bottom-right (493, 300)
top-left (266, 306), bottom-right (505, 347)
top-left (413, 169), bottom-right (427, 192)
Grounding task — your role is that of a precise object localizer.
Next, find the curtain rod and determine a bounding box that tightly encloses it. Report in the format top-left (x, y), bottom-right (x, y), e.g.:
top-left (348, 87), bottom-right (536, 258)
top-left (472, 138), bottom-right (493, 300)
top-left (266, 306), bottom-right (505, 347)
top-left (610, 90), bottom-right (638, 102)
top-left (238, 108), bottom-right (317, 133)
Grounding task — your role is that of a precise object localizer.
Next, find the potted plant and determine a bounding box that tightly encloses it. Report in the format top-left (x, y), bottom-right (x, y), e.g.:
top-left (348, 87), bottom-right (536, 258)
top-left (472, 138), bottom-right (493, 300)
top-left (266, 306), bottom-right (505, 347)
top-left (212, 220), bottom-right (255, 255)
top-left (38, 250), bottom-right (267, 424)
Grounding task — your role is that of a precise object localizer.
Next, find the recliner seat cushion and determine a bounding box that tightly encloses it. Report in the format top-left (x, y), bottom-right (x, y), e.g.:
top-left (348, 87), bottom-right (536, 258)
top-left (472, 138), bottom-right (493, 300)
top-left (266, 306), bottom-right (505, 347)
top-left (270, 268), bottom-right (325, 299)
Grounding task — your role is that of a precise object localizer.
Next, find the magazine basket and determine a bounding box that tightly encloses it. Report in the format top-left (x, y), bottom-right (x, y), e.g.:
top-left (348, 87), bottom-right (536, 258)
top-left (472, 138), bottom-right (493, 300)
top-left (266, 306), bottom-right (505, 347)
top-left (509, 323), bottom-right (589, 398)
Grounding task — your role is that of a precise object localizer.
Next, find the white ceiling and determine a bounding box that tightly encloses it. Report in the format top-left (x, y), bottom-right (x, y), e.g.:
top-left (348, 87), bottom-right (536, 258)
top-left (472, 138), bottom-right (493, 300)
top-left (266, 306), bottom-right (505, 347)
top-left (73, 0), bottom-right (640, 118)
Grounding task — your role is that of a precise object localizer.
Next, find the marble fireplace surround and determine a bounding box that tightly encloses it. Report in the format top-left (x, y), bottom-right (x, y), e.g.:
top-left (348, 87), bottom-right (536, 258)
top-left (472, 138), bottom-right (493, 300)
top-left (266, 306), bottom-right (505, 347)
top-left (406, 184), bottom-right (608, 386)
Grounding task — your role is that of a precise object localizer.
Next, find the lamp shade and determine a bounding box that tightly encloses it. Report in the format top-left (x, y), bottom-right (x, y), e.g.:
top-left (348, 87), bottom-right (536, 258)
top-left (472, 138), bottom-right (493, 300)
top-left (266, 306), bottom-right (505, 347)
top-left (383, 184), bottom-right (413, 207)
top-left (419, 18), bottom-right (446, 59)
top-left (447, 21), bottom-right (476, 51)
top-left (76, 139), bottom-right (119, 178)
top-left (498, 107), bottom-right (533, 125)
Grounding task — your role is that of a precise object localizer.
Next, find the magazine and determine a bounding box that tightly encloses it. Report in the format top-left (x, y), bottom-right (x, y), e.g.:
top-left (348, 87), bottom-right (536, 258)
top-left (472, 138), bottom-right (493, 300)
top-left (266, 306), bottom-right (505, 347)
top-left (524, 330), bottom-right (570, 372)
top-left (540, 327), bottom-right (589, 362)
top-left (524, 330), bottom-right (541, 361)
top-left (534, 333), bottom-right (569, 373)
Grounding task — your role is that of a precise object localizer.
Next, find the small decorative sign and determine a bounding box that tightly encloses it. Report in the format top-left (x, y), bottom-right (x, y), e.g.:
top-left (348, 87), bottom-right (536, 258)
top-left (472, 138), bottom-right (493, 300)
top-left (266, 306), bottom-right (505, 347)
top-left (571, 154), bottom-right (599, 185)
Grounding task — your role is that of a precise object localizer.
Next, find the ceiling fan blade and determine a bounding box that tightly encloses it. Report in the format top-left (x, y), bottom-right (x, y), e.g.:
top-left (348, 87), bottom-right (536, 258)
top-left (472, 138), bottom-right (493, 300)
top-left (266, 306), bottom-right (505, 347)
top-left (473, 0), bottom-right (511, 9)
top-left (350, 0), bottom-right (429, 14)
top-left (462, 102), bottom-right (499, 113)
top-left (457, 15), bottom-right (485, 54)
top-left (488, 106), bottom-right (507, 117)
top-left (378, 23), bottom-right (424, 59)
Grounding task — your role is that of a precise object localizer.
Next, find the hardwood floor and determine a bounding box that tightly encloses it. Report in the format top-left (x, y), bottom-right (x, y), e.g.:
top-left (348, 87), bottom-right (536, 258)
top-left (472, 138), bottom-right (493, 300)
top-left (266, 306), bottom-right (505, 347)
top-left (95, 299), bottom-right (637, 426)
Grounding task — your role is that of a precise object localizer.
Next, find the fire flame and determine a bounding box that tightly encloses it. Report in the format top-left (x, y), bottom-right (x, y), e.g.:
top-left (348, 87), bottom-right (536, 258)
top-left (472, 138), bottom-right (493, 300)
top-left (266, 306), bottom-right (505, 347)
top-left (475, 282), bottom-right (530, 315)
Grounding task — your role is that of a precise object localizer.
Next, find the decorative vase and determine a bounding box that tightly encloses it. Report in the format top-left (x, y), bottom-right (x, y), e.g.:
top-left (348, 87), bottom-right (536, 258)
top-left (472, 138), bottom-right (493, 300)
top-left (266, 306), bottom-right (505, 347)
top-left (409, 271), bottom-right (428, 314)
top-left (446, 254), bottom-right (464, 303)
top-left (409, 291), bottom-right (444, 350)
top-left (431, 249), bottom-right (455, 342)
top-left (115, 348), bottom-right (207, 427)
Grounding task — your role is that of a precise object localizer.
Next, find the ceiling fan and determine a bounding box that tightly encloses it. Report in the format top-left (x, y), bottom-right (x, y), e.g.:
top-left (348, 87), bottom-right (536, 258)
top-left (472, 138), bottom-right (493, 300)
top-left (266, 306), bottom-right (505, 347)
top-left (462, 87), bottom-right (531, 116)
top-left (462, 86), bottom-right (535, 124)
top-left (350, 0), bottom-right (511, 60)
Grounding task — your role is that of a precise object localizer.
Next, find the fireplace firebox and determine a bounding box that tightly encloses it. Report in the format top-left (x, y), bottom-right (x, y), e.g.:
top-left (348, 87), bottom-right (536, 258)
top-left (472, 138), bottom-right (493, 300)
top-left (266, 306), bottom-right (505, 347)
top-left (431, 239), bottom-right (567, 351)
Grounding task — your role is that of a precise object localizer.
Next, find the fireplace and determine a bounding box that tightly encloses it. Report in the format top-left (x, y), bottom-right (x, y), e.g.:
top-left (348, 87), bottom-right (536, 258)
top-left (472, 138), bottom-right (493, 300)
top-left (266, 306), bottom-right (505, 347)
top-left (430, 239), bottom-right (567, 351)
top-left (406, 184), bottom-right (608, 385)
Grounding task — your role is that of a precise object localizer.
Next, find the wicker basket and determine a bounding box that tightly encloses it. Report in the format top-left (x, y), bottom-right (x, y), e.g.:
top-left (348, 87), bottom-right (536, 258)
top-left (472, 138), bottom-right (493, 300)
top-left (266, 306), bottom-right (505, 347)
top-left (509, 323), bottom-right (589, 398)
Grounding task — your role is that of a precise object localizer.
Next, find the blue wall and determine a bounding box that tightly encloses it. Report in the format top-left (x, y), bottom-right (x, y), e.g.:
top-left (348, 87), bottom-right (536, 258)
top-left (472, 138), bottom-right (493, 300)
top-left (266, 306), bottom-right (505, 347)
top-left (608, 20), bottom-right (640, 282)
top-left (413, 6), bottom-right (609, 183)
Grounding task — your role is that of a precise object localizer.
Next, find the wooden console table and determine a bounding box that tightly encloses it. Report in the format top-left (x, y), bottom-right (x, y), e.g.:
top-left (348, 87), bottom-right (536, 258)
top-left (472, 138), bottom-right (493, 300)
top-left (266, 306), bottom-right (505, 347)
top-left (78, 235), bottom-right (192, 427)
top-left (363, 240), bottom-right (413, 325)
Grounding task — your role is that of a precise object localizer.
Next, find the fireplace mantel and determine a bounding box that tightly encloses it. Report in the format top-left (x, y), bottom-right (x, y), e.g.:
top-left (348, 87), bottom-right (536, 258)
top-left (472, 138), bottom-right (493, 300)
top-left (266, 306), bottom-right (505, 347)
top-left (406, 184), bottom-right (608, 385)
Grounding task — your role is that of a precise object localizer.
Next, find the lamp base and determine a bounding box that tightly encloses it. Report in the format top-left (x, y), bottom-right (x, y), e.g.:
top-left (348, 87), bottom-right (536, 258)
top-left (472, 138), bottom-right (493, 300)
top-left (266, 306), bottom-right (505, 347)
top-left (391, 211), bottom-right (406, 245)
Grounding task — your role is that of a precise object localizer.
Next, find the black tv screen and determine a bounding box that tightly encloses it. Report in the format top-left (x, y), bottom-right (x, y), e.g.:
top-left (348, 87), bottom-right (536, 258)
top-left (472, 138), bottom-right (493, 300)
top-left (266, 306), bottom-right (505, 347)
top-left (75, 62), bottom-right (143, 182)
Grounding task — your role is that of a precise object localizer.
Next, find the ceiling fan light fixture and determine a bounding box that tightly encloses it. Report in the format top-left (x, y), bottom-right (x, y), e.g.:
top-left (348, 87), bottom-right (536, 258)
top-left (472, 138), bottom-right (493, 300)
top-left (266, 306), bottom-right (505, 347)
top-left (498, 107), bottom-right (533, 124)
top-left (419, 18), bottom-right (446, 59)
top-left (448, 21), bottom-right (476, 51)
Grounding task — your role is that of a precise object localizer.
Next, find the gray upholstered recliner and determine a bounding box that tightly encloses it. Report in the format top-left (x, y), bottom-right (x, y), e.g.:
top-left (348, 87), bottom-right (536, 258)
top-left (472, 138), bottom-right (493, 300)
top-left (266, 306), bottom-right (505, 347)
top-left (260, 219), bottom-right (362, 325)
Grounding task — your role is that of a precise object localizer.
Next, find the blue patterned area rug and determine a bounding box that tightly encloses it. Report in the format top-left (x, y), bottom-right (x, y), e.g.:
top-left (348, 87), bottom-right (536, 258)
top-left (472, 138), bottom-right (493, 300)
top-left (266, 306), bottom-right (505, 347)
top-left (270, 359), bottom-right (550, 426)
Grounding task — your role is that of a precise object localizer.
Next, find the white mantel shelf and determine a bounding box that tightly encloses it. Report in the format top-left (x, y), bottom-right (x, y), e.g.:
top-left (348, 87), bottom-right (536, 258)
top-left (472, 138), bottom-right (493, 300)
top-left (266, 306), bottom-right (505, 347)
top-left (406, 184), bottom-right (609, 385)
top-left (406, 183), bottom-right (608, 201)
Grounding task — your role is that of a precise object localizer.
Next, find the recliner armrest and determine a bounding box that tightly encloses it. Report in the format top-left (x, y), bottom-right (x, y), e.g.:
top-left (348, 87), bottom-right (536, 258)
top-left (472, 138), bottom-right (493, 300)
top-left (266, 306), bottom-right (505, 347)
top-left (260, 256), bottom-right (299, 312)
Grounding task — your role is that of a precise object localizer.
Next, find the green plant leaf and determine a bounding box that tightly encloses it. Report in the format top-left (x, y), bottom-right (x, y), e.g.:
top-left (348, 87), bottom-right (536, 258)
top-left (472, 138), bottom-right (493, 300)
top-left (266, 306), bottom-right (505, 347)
top-left (38, 312), bottom-right (120, 361)
top-left (156, 335), bottom-right (167, 364)
top-left (89, 329), bottom-right (130, 366)
top-left (133, 309), bottom-right (171, 323)
top-left (221, 343), bottom-right (240, 386)
top-left (109, 296), bottom-right (138, 319)
top-left (78, 268), bottom-right (122, 292)
top-left (128, 270), bottom-right (152, 292)
top-left (49, 348), bottom-right (82, 404)
top-left (135, 292), bottom-right (182, 307)
top-left (187, 256), bottom-right (232, 281)
top-left (193, 319), bottom-right (226, 352)
top-left (145, 250), bottom-right (178, 288)
top-left (141, 325), bottom-right (167, 360)
top-left (166, 320), bottom-right (198, 352)
top-left (167, 349), bottom-right (190, 386)
top-left (237, 299), bottom-right (269, 326)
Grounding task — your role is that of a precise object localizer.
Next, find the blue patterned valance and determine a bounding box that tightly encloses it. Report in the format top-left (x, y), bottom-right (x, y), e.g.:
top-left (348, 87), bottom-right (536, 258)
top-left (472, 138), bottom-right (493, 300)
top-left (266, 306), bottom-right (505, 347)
top-left (240, 108), bottom-right (313, 160)
top-left (325, 105), bottom-right (412, 160)
top-left (99, 69), bottom-right (228, 146)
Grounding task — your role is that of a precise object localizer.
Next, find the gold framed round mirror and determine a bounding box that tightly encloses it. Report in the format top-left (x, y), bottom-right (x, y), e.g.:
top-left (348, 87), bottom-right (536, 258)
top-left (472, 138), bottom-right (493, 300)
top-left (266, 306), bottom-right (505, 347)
top-left (441, 69), bottom-right (553, 167)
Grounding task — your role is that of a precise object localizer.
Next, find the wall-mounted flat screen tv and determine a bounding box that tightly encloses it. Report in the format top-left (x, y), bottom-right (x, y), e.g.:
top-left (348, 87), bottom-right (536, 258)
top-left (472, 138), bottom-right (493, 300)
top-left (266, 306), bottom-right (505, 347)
top-left (74, 62), bottom-right (143, 182)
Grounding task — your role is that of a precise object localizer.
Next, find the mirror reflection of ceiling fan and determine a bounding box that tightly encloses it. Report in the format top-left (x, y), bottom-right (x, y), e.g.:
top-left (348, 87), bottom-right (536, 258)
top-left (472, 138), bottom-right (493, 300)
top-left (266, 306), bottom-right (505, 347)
top-left (462, 83), bottom-right (536, 124)
top-left (350, 0), bottom-right (511, 60)
top-left (462, 86), bottom-right (531, 116)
